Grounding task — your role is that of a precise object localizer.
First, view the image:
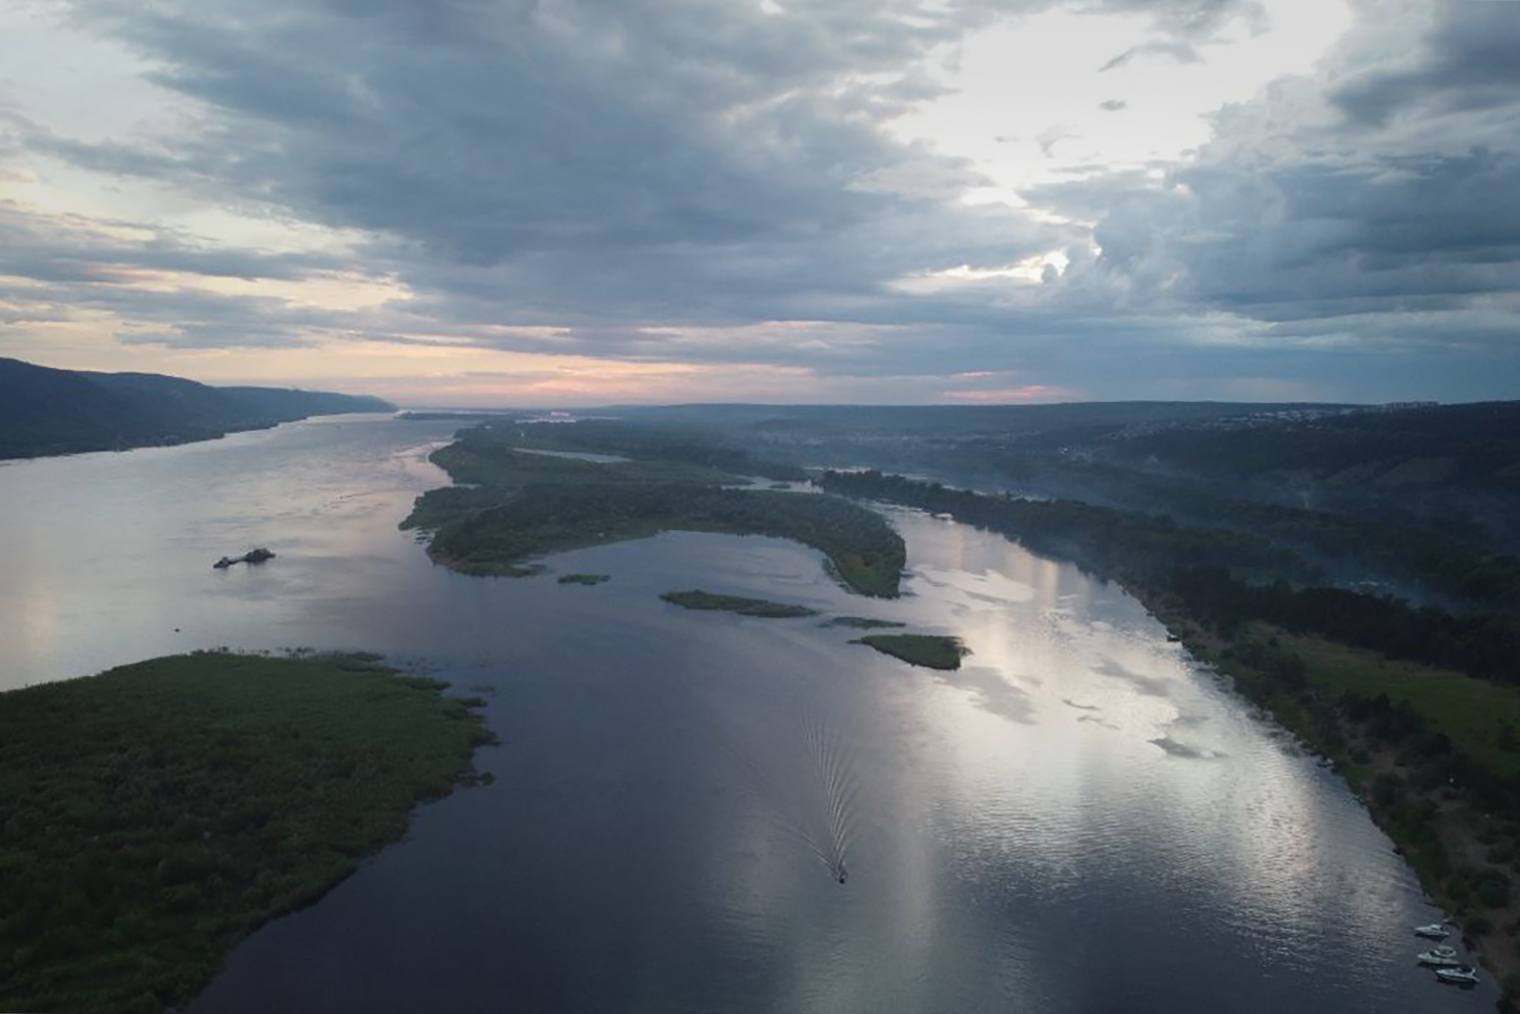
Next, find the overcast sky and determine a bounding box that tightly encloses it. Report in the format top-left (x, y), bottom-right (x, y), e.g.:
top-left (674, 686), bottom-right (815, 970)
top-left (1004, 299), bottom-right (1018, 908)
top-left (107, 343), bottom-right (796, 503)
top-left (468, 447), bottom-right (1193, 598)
top-left (1, 0), bottom-right (1517, 405)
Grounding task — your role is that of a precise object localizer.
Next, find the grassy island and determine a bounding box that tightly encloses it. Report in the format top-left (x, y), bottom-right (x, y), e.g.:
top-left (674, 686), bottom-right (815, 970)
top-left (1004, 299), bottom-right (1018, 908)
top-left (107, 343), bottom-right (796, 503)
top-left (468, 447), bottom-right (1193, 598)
top-left (854, 633), bottom-right (968, 670)
top-left (822, 616), bottom-right (907, 630)
top-left (661, 590), bottom-right (818, 618)
top-left (558, 573), bottom-right (611, 585)
top-left (0, 652), bottom-right (495, 1014)
top-left (405, 424), bottom-right (905, 596)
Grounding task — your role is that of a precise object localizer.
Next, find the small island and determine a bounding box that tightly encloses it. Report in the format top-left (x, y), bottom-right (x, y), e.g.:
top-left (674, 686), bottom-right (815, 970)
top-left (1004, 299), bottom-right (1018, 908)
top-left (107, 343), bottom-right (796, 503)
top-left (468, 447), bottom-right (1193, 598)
top-left (822, 616), bottom-right (907, 630)
top-left (558, 573), bottom-right (611, 585)
top-left (661, 589), bottom-right (819, 618)
top-left (212, 547), bottom-right (275, 569)
top-left (853, 633), bottom-right (969, 670)
top-left (0, 651), bottom-right (495, 1013)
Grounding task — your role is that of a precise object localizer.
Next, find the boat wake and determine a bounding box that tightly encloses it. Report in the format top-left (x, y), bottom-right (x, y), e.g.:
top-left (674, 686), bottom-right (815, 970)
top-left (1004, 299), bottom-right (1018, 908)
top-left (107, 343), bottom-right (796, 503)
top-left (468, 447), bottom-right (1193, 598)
top-left (716, 697), bottom-right (860, 885)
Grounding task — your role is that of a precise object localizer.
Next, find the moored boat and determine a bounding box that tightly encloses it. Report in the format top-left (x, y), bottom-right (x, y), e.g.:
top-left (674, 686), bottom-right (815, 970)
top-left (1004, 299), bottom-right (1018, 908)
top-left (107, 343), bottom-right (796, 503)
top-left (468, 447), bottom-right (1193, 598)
top-left (1413, 923), bottom-right (1449, 939)
top-left (1416, 946), bottom-right (1461, 967)
top-left (1434, 966), bottom-right (1479, 986)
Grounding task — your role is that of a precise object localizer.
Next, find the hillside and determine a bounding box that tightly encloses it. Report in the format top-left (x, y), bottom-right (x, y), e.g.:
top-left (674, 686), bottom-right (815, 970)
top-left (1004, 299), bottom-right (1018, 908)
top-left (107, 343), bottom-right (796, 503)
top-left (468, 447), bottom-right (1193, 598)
top-left (0, 358), bottom-right (393, 460)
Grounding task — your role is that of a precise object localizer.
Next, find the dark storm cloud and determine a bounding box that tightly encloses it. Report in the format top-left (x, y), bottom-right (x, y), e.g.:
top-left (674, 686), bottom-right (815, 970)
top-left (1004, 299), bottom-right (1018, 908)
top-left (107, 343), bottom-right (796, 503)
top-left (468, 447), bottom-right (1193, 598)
top-left (1024, 0), bottom-right (1520, 383)
top-left (65, 0), bottom-right (1001, 272)
top-left (1330, 3), bottom-right (1520, 126)
top-left (23, 0), bottom-right (1261, 351)
top-left (1166, 150), bottom-right (1520, 316)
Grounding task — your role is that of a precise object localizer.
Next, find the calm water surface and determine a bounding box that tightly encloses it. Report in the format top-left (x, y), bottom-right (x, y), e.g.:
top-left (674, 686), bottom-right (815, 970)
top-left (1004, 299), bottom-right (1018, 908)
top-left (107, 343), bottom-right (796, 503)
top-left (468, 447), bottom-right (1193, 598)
top-left (0, 417), bottom-right (1496, 1011)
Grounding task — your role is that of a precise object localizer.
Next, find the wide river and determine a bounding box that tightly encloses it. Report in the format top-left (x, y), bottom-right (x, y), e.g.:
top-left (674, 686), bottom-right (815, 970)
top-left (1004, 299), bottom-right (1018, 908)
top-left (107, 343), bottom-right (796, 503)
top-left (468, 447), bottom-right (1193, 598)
top-left (0, 416), bottom-right (1497, 1011)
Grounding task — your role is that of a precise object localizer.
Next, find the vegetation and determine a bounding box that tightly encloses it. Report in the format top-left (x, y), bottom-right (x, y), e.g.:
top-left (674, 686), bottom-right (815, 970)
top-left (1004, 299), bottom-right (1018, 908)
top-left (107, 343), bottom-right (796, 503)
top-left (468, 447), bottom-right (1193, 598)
top-left (976, 456), bottom-right (1520, 610)
top-left (1162, 567), bottom-right (1520, 688)
top-left (1113, 401), bottom-right (1520, 490)
top-left (0, 651), bottom-right (494, 1013)
top-left (853, 633), bottom-right (967, 670)
top-left (406, 428), bottom-right (905, 596)
top-left (400, 434), bottom-right (741, 535)
top-left (426, 483), bottom-right (903, 595)
top-left (0, 356), bottom-right (392, 460)
top-left (425, 435), bottom-right (739, 492)
top-left (652, 400), bottom-right (1520, 610)
top-left (820, 469), bottom-right (1317, 586)
top-left (821, 470), bottom-right (1520, 683)
top-left (558, 573), bottom-right (611, 585)
top-left (459, 418), bottom-right (808, 481)
top-left (821, 616), bottom-right (907, 629)
top-left (661, 590), bottom-right (818, 618)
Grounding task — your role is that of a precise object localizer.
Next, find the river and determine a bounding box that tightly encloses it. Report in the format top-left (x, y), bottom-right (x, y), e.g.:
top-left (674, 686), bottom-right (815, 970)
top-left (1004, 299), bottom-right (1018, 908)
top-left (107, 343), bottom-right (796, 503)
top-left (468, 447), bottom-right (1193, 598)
top-left (0, 415), bottom-right (1496, 1011)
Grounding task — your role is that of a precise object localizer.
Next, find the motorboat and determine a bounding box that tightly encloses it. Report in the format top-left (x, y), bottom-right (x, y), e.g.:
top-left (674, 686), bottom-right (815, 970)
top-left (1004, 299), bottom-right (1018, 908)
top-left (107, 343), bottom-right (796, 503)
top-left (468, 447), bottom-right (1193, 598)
top-left (1434, 966), bottom-right (1480, 986)
top-left (1413, 923), bottom-right (1450, 939)
top-left (1417, 946), bottom-right (1461, 967)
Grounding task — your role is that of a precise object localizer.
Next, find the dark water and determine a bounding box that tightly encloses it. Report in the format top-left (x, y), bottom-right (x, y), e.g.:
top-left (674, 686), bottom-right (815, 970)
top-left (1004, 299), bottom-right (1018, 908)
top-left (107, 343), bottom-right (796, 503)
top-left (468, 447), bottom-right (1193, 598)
top-left (0, 417), bottom-right (1497, 1011)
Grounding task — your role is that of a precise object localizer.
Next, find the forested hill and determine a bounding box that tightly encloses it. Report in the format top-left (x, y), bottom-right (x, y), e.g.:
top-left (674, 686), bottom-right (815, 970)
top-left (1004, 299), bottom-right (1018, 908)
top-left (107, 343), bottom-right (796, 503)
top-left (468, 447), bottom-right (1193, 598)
top-left (0, 357), bottom-right (394, 460)
top-left (1105, 402), bottom-right (1520, 489)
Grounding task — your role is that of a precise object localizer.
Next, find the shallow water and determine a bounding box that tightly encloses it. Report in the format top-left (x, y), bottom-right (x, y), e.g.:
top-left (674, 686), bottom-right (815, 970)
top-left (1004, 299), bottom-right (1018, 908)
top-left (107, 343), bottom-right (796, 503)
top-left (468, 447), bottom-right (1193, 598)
top-left (0, 417), bottom-right (1497, 1011)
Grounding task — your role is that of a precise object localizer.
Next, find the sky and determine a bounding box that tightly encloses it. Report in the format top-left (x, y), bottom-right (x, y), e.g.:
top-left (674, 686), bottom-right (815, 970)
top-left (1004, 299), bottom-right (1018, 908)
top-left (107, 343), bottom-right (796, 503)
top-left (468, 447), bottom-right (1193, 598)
top-left (1, 0), bottom-right (1517, 407)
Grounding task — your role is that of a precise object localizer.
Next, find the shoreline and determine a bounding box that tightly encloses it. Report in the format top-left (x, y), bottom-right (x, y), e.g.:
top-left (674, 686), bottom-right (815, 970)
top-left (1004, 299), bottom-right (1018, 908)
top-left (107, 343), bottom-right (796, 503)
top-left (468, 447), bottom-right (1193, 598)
top-left (1132, 584), bottom-right (1519, 1004)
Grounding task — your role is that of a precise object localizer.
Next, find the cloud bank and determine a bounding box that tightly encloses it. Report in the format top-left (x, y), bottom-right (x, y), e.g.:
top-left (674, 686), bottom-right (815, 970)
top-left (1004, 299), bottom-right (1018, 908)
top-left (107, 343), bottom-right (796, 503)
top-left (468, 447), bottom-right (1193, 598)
top-left (0, 0), bottom-right (1516, 403)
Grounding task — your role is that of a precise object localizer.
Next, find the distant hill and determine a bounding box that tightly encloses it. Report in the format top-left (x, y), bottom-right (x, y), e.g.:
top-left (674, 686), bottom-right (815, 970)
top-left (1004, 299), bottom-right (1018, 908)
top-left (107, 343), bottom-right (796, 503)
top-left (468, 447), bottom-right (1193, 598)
top-left (1106, 402), bottom-right (1520, 490)
top-left (616, 400), bottom-right (1345, 437)
top-left (0, 358), bottom-right (394, 460)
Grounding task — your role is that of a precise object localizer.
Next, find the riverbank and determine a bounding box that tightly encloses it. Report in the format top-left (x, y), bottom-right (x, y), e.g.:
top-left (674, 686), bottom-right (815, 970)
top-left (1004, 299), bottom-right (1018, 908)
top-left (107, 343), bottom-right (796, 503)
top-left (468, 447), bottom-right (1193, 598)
top-left (0, 651), bottom-right (495, 1013)
top-left (818, 468), bottom-right (1520, 1004)
top-left (1139, 588), bottom-right (1520, 1002)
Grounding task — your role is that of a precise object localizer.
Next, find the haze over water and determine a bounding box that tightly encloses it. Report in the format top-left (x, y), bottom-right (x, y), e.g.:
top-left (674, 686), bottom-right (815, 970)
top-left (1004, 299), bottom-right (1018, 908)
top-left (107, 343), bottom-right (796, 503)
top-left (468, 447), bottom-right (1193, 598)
top-left (0, 417), bottom-right (1497, 1011)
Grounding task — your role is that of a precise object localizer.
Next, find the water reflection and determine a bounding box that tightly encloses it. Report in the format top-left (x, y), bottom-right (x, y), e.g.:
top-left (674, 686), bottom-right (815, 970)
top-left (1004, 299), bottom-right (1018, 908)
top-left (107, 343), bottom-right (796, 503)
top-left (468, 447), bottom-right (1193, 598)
top-left (0, 419), bottom-right (1496, 1011)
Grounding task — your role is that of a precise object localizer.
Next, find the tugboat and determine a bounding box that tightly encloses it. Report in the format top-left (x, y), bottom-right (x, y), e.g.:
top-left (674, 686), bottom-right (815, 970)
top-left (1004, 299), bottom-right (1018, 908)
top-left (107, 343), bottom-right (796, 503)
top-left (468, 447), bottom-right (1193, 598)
top-left (1434, 966), bottom-right (1480, 986)
top-left (1413, 923), bottom-right (1450, 940)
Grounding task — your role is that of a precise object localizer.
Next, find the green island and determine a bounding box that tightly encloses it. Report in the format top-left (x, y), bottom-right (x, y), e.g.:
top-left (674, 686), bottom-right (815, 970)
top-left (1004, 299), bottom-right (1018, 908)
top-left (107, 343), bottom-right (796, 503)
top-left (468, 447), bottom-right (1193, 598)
top-left (661, 590), bottom-right (818, 618)
top-left (822, 616), bottom-right (908, 630)
top-left (558, 573), bottom-right (611, 585)
top-left (0, 651), bottom-right (495, 1014)
top-left (853, 633), bottom-right (968, 670)
top-left (425, 417), bottom-right (808, 483)
top-left (404, 423), bottom-right (904, 597)
top-left (821, 468), bottom-right (1520, 999)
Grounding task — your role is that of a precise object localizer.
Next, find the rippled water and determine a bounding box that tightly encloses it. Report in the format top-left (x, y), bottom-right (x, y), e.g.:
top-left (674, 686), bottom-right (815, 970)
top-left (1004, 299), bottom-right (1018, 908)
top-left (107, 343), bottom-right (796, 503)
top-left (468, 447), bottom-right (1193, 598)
top-left (0, 417), bottom-right (1497, 1011)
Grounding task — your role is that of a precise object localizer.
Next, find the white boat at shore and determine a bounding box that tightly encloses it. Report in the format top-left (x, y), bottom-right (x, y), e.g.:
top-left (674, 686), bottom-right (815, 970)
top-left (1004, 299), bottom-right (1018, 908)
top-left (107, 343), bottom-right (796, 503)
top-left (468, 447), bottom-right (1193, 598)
top-left (1434, 966), bottom-right (1479, 986)
top-left (1413, 923), bottom-right (1450, 940)
top-left (1417, 946), bottom-right (1461, 968)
